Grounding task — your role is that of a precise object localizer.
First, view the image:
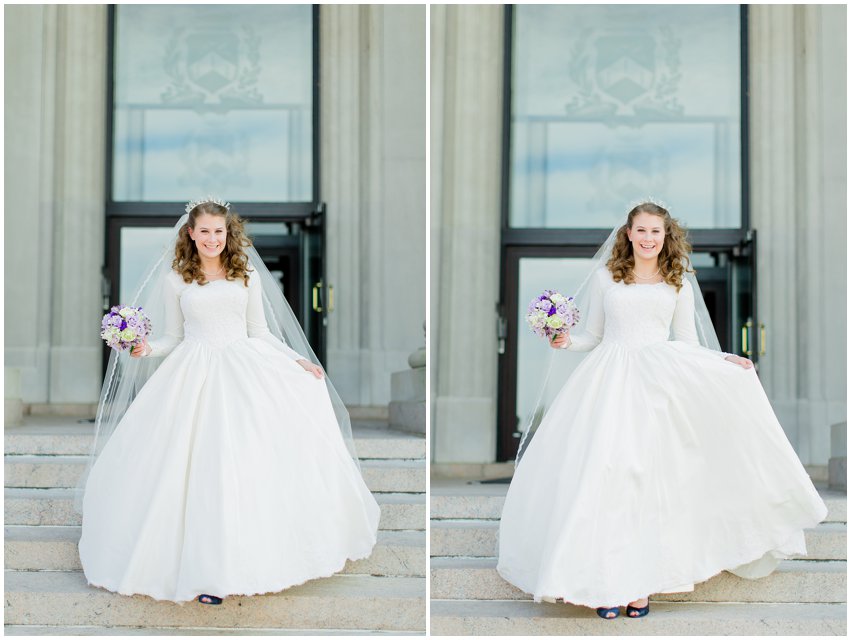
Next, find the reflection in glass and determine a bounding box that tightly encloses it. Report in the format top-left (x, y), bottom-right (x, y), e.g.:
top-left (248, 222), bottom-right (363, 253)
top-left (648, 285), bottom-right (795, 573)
top-left (113, 5), bottom-right (312, 202)
top-left (119, 227), bottom-right (177, 302)
top-left (510, 5), bottom-right (741, 229)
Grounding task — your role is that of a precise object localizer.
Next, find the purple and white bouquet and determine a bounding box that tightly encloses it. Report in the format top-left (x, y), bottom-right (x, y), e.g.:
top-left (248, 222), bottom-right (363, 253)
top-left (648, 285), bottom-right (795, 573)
top-left (100, 306), bottom-right (151, 352)
top-left (526, 290), bottom-right (580, 341)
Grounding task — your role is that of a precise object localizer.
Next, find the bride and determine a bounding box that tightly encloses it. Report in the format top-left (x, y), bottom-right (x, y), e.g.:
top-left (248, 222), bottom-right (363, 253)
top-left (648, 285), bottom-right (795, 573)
top-left (496, 202), bottom-right (828, 619)
top-left (78, 198), bottom-right (380, 605)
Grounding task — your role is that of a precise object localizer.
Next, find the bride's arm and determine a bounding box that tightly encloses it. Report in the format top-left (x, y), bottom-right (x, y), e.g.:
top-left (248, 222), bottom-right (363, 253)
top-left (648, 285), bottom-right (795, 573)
top-left (671, 279), bottom-right (702, 347)
top-left (140, 273), bottom-right (184, 358)
top-left (672, 279), bottom-right (752, 368)
top-left (245, 274), bottom-right (307, 362)
top-left (560, 270), bottom-right (604, 351)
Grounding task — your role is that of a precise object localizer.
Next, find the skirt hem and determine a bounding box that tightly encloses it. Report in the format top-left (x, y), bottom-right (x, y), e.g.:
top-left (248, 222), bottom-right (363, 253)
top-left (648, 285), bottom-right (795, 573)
top-left (84, 536), bottom-right (379, 604)
top-left (497, 509), bottom-right (826, 609)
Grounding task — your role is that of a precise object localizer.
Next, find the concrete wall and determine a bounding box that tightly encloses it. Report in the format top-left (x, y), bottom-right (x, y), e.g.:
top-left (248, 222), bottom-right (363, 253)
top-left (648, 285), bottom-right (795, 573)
top-left (430, 5), bottom-right (503, 463)
top-left (4, 5), bottom-right (107, 407)
top-left (749, 4), bottom-right (847, 465)
top-left (323, 5), bottom-right (427, 406)
top-left (4, 5), bottom-right (426, 411)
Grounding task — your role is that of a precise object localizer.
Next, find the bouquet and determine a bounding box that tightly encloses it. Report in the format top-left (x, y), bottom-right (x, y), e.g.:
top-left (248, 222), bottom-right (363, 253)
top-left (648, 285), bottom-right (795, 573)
top-left (526, 290), bottom-right (580, 341)
top-left (100, 306), bottom-right (151, 352)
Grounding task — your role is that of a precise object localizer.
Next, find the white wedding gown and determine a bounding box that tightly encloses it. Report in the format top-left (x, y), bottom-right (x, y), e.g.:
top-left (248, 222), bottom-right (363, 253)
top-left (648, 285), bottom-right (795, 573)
top-left (497, 268), bottom-right (829, 608)
top-left (79, 270), bottom-right (380, 603)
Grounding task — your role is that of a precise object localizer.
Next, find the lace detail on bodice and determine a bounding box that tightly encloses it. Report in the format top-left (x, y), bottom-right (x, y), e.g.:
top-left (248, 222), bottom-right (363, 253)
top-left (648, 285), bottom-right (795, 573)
top-left (566, 268), bottom-right (710, 353)
top-left (145, 270), bottom-right (303, 360)
top-left (601, 281), bottom-right (677, 349)
top-left (179, 280), bottom-right (250, 348)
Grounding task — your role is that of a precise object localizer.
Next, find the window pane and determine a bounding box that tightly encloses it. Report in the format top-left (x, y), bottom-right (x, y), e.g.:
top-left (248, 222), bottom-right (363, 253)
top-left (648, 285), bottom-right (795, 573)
top-left (119, 226), bottom-right (178, 302)
top-left (510, 5), bottom-right (742, 229)
top-left (112, 5), bottom-right (313, 202)
top-left (515, 257), bottom-right (593, 436)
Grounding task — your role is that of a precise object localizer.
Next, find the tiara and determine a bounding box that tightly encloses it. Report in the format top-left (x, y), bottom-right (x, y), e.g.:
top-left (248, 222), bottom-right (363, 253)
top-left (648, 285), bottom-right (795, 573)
top-left (185, 196), bottom-right (231, 214)
top-left (628, 196), bottom-right (670, 212)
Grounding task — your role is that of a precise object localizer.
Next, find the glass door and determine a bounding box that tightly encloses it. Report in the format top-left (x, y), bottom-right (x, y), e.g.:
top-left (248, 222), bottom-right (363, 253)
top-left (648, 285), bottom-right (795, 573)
top-left (103, 5), bottom-right (324, 372)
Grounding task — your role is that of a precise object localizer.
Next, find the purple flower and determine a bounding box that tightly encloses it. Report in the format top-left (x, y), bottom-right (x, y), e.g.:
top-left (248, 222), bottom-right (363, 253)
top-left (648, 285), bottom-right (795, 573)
top-left (525, 289), bottom-right (581, 341)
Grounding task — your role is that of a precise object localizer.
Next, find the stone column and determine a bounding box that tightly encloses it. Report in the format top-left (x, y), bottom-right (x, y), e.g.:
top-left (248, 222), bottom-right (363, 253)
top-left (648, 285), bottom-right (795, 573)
top-left (49, 5), bottom-right (108, 406)
top-left (321, 6), bottom-right (426, 408)
top-left (431, 5), bottom-right (503, 463)
top-left (4, 5), bottom-right (107, 409)
top-left (749, 4), bottom-right (846, 465)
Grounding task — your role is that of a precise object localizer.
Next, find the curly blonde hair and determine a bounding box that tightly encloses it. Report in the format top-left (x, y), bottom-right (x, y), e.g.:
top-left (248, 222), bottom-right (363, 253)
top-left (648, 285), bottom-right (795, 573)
top-left (606, 202), bottom-right (693, 292)
top-left (173, 202), bottom-right (253, 287)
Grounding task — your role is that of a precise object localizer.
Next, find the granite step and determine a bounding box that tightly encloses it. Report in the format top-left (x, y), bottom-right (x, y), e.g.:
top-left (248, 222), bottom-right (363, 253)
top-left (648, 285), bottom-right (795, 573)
top-left (430, 484), bottom-right (847, 523)
top-left (3, 625), bottom-right (421, 635)
top-left (4, 570), bottom-right (425, 632)
top-left (5, 488), bottom-right (426, 531)
top-left (429, 599), bottom-right (846, 635)
top-left (5, 526), bottom-right (425, 577)
top-left (429, 557), bottom-right (847, 603)
top-left (4, 420), bottom-right (425, 460)
top-left (3, 626), bottom-right (419, 636)
top-left (430, 519), bottom-right (847, 560)
top-left (4, 455), bottom-right (426, 493)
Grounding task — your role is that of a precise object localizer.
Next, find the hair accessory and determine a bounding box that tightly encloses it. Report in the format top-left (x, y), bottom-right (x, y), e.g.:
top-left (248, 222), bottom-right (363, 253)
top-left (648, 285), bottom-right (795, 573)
top-left (185, 196), bottom-right (231, 214)
top-left (628, 196), bottom-right (670, 212)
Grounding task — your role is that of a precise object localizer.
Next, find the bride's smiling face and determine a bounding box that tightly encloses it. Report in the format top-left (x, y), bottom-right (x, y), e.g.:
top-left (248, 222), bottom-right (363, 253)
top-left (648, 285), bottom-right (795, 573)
top-left (627, 212), bottom-right (665, 261)
top-left (188, 213), bottom-right (228, 260)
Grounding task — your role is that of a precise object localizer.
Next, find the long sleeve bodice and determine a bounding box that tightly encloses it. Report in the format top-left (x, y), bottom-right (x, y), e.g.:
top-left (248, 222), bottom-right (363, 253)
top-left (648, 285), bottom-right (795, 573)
top-left (146, 269), bottom-right (305, 361)
top-left (565, 268), bottom-right (726, 355)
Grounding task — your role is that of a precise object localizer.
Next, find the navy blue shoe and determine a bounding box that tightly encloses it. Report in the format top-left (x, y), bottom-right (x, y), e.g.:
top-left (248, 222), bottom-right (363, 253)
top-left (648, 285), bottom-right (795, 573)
top-left (596, 606), bottom-right (620, 619)
top-left (626, 599), bottom-right (650, 618)
top-left (198, 594), bottom-right (223, 605)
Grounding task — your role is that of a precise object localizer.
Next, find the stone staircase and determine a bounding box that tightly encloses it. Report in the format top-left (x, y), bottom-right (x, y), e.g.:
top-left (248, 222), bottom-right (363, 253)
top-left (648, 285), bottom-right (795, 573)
top-left (430, 478), bottom-right (847, 635)
top-left (4, 417), bottom-right (426, 635)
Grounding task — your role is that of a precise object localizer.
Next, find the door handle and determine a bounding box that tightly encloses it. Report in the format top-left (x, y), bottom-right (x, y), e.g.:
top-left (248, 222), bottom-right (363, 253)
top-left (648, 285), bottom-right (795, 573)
top-left (328, 285), bottom-right (334, 313)
top-left (312, 281), bottom-right (323, 312)
top-left (496, 304), bottom-right (507, 355)
top-left (741, 320), bottom-right (753, 357)
top-left (759, 323), bottom-right (766, 356)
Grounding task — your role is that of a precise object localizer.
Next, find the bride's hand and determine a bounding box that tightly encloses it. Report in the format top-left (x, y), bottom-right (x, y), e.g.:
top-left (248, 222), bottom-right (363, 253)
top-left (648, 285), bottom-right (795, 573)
top-left (297, 359), bottom-right (325, 379)
top-left (130, 339), bottom-right (150, 358)
top-left (724, 354), bottom-right (754, 369)
top-left (550, 332), bottom-right (569, 350)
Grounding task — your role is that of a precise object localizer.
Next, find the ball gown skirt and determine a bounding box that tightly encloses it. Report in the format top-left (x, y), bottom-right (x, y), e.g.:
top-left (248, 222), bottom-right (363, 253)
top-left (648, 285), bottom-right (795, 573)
top-left (79, 276), bottom-right (380, 603)
top-left (497, 275), bottom-right (828, 608)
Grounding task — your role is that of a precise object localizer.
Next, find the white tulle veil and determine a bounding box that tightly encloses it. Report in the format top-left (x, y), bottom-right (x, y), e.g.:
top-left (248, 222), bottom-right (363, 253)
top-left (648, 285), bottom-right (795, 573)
top-left (74, 212), bottom-right (358, 513)
top-left (514, 212), bottom-right (722, 465)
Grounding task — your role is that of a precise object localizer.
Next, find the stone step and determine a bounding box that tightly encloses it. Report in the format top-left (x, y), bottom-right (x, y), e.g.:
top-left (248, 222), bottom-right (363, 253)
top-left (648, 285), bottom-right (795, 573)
top-left (429, 557), bottom-right (847, 603)
top-left (4, 570), bottom-right (425, 632)
top-left (5, 489), bottom-right (426, 531)
top-left (4, 455), bottom-right (426, 493)
top-left (5, 526), bottom-right (425, 577)
top-left (430, 519), bottom-right (848, 561)
top-left (429, 599), bottom-right (846, 635)
top-left (430, 483), bottom-right (848, 523)
top-left (3, 626), bottom-right (421, 635)
top-left (4, 419), bottom-right (425, 460)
